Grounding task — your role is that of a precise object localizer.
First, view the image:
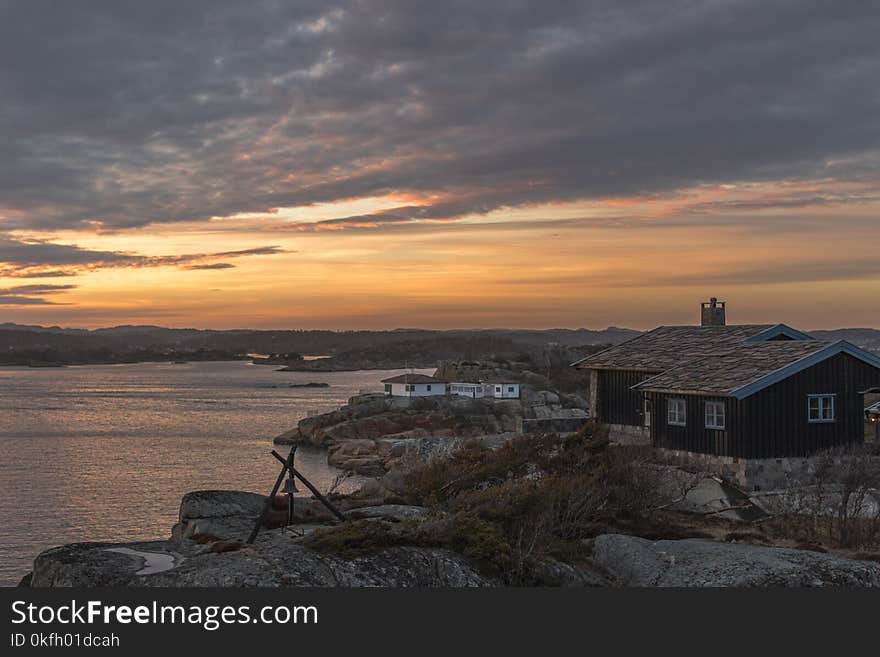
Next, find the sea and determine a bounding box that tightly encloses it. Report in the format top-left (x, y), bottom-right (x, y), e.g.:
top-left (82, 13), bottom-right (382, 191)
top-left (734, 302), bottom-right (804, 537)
top-left (0, 361), bottom-right (423, 586)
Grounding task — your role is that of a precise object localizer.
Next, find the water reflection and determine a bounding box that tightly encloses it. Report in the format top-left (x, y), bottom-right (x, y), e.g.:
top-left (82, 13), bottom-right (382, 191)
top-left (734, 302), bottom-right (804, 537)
top-left (0, 362), bottom-right (426, 585)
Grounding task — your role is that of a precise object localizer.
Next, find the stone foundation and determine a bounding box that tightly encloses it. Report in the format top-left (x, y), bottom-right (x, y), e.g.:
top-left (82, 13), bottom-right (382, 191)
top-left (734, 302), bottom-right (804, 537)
top-left (657, 449), bottom-right (818, 491)
top-left (607, 423), bottom-right (651, 446)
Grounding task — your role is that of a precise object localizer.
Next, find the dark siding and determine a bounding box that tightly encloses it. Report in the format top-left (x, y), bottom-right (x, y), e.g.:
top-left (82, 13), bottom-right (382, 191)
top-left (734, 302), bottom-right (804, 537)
top-left (649, 353), bottom-right (879, 458)
top-left (596, 369), bottom-right (655, 426)
top-left (649, 393), bottom-right (744, 457)
top-left (741, 353), bottom-right (879, 458)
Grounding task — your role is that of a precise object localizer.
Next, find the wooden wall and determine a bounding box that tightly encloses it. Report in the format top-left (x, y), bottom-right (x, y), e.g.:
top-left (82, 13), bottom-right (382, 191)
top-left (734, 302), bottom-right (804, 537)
top-left (742, 352), bottom-right (879, 458)
top-left (649, 353), bottom-right (879, 458)
top-left (649, 393), bottom-right (745, 457)
top-left (596, 369), bottom-right (654, 426)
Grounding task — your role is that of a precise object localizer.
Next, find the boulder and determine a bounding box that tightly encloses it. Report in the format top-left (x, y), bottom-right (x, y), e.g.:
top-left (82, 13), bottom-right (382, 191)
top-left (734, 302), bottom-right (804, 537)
top-left (592, 534), bottom-right (880, 587)
top-left (173, 490), bottom-right (265, 541)
top-left (179, 490), bottom-right (264, 521)
top-left (272, 427), bottom-right (302, 445)
top-left (31, 539), bottom-right (491, 588)
top-left (327, 439), bottom-right (379, 462)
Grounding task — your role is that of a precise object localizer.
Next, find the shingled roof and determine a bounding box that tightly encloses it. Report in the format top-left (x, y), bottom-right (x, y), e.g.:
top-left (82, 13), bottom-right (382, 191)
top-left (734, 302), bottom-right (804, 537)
top-left (631, 341), bottom-right (828, 396)
top-left (380, 373), bottom-right (444, 384)
top-left (632, 340), bottom-right (880, 399)
top-left (571, 324), bottom-right (785, 371)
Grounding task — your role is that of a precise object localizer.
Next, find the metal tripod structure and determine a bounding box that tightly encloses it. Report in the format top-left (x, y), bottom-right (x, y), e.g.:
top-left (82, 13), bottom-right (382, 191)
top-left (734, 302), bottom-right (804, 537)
top-left (246, 445), bottom-right (347, 544)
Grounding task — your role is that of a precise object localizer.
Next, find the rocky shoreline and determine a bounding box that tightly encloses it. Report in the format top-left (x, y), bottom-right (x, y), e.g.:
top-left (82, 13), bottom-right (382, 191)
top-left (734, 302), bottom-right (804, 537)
top-left (21, 373), bottom-right (880, 588)
top-left (23, 486), bottom-right (880, 587)
top-left (273, 390), bottom-right (588, 475)
top-left (26, 490), bottom-right (489, 588)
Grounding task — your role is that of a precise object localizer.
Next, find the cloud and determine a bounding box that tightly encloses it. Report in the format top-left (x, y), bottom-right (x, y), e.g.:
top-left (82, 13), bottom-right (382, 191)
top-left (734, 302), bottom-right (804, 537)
top-left (184, 262), bottom-right (236, 270)
top-left (3, 284), bottom-right (78, 294)
top-left (0, 1), bottom-right (878, 233)
top-left (0, 237), bottom-right (285, 277)
top-left (0, 282), bottom-right (76, 306)
top-left (0, 295), bottom-right (60, 306)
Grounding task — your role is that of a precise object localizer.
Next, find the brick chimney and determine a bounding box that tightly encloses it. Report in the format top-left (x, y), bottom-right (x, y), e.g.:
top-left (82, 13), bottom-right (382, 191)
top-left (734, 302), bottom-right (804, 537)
top-left (701, 297), bottom-right (726, 326)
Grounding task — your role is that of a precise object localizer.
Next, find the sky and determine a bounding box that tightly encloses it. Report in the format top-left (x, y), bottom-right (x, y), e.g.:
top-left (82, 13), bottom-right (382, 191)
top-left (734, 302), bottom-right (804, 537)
top-left (0, 0), bottom-right (878, 330)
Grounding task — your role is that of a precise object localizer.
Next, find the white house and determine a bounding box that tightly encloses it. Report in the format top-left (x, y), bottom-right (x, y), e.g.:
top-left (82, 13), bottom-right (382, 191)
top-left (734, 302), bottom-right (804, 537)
top-left (381, 373), bottom-right (447, 397)
top-left (449, 382), bottom-right (485, 398)
top-left (490, 382), bottom-right (520, 399)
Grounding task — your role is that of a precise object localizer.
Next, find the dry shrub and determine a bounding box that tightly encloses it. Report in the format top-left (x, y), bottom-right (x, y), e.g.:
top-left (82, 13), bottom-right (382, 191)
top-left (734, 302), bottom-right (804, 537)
top-left (769, 444), bottom-right (880, 549)
top-left (306, 424), bottom-right (693, 583)
top-left (396, 423), bottom-right (674, 583)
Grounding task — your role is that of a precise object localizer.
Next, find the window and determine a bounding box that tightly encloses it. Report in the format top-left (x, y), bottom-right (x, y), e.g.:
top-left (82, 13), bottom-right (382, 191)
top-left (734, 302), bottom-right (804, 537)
top-left (705, 401), bottom-right (725, 430)
top-left (426, 385), bottom-right (432, 391)
top-left (667, 398), bottom-right (686, 426)
top-left (808, 394), bottom-right (835, 423)
top-left (384, 384), bottom-right (392, 394)
top-left (508, 386), bottom-right (515, 393)
top-left (496, 386), bottom-right (502, 393)
top-left (405, 384), bottom-right (415, 392)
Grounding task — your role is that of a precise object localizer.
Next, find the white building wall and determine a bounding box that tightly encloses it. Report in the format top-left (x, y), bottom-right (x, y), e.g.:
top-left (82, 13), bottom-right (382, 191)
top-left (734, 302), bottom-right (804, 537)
top-left (449, 383), bottom-right (485, 398)
top-left (386, 382), bottom-right (446, 397)
top-left (491, 383), bottom-right (520, 399)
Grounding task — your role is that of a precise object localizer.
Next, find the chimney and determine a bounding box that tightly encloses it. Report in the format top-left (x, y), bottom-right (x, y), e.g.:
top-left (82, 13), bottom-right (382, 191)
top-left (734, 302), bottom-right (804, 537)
top-left (701, 297), bottom-right (726, 326)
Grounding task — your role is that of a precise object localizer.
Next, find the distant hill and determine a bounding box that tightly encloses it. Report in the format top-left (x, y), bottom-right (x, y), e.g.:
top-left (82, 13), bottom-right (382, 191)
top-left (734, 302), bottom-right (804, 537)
top-left (0, 323), bottom-right (640, 367)
top-left (808, 328), bottom-right (880, 351)
top-left (1, 322), bottom-right (875, 367)
top-left (0, 322), bottom-right (87, 334)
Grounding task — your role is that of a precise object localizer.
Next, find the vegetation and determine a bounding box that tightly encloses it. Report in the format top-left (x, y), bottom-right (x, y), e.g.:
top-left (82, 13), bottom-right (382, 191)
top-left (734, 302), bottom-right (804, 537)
top-left (306, 424), bottom-right (687, 583)
top-left (766, 444), bottom-right (880, 550)
top-left (304, 424), bottom-right (880, 582)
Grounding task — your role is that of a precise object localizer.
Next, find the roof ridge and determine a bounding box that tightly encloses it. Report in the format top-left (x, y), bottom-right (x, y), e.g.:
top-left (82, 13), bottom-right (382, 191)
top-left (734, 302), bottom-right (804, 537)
top-left (569, 324), bottom-right (666, 367)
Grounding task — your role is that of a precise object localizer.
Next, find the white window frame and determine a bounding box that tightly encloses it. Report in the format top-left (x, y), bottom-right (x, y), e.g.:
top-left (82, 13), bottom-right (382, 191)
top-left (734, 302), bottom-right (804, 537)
top-left (808, 394), bottom-right (835, 423)
top-left (667, 398), bottom-right (686, 426)
top-left (705, 400), bottom-right (725, 430)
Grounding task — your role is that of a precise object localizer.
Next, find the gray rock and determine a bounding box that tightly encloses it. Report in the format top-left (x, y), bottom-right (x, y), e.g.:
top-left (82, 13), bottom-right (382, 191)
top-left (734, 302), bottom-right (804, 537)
top-left (174, 490), bottom-right (266, 541)
top-left (179, 490), bottom-right (265, 521)
top-left (31, 538), bottom-right (491, 588)
top-left (527, 558), bottom-right (609, 587)
top-left (31, 541), bottom-right (182, 587)
top-left (592, 534), bottom-right (880, 587)
top-left (272, 427), bottom-right (302, 444)
top-left (343, 505), bottom-right (428, 522)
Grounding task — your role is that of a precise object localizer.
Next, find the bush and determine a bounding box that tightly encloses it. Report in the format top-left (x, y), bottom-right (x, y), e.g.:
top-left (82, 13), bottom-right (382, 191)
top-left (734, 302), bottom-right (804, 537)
top-left (447, 514), bottom-right (513, 576)
top-left (768, 444), bottom-right (880, 549)
top-left (397, 424), bottom-right (670, 583)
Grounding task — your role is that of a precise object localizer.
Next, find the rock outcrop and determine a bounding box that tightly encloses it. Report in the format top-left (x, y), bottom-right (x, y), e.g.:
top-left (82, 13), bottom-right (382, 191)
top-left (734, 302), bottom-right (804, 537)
top-left (30, 490), bottom-right (489, 588)
top-left (27, 491), bottom-right (880, 588)
top-left (31, 539), bottom-right (490, 588)
top-left (274, 392), bottom-right (587, 475)
top-left (592, 534), bottom-right (880, 587)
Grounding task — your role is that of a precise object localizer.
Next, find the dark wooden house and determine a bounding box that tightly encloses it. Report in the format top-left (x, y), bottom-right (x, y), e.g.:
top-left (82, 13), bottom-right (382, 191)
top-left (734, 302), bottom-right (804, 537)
top-left (572, 299), bottom-right (880, 458)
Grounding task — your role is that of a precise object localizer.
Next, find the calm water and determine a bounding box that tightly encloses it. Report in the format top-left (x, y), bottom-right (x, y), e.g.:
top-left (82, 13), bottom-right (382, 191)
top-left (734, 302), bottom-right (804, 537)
top-left (0, 362), bottom-right (419, 585)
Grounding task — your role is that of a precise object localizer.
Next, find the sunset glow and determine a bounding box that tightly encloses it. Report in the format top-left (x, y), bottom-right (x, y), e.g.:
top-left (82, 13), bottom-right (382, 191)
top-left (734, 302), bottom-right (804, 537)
top-left (1, 2), bottom-right (878, 330)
